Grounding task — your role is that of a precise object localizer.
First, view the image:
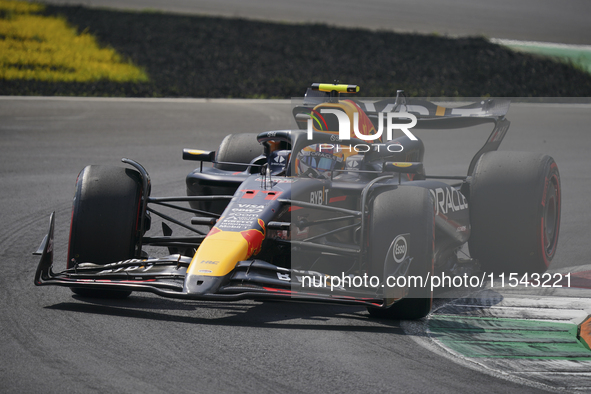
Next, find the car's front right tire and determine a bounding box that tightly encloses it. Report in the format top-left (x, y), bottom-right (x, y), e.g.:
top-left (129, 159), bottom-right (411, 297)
top-left (68, 165), bottom-right (143, 298)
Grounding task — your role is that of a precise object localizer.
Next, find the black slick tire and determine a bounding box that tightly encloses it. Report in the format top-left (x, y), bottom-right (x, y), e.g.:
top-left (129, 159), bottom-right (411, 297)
top-left (68, 165), bottom-right (143, 298)
top-left (366, 186), bottom-right (434, 320)
top-left (468, 151), bottom-right (561, 275)
top-left (214, 133), bottom-right (263, 172)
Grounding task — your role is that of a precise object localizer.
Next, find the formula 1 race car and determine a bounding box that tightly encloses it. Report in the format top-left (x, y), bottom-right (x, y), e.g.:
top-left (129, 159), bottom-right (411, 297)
top-left (34, 83), bottom-right (561, 320)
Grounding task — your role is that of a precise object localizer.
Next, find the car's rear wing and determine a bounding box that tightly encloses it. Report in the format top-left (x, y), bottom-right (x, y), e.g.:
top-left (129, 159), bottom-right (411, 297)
top-left (293, 91), bottom-right (511, 176)
top-left (296, 89), bottom-right (509, 126)
top-left (359, 97), bottom-right (510, 127)
top-left (369, 97), bottom-right (511, 175)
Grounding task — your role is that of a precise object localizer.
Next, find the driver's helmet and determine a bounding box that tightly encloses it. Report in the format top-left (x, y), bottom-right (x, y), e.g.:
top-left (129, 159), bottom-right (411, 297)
top-left (295, 99), bottom-right (378, 177)
top-left (310, 99), bottom-right (380, 142)
top-left (295, 143), bottom-right (346, 178)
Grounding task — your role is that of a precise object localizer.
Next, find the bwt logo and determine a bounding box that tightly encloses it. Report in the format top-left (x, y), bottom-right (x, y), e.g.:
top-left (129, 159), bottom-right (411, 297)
top-left (307, 109), bottom-right (418, 141)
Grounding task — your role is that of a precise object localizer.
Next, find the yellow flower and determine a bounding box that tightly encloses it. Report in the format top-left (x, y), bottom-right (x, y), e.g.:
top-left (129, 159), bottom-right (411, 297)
top-left (0, 0), bottom-right (148, 82)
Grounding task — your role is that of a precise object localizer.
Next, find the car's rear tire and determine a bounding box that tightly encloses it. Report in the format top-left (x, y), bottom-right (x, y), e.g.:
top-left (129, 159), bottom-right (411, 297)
top-left (366, 186), bottom-right (434, 320)
top-left (468, 151), bottom-right (561, 275)
top-left (190, 133), bottom-right (264, 215)
top-left (215, 133), bottom-right (263, 172)
top-left (68, 165), bottom-right (143, 298)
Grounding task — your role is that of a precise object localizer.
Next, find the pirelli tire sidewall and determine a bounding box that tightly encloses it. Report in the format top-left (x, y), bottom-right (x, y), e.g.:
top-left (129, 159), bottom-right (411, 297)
top-left (67, 165), bottom-right (143, 298)
top-left (468, 151), bottom-right (561, 275)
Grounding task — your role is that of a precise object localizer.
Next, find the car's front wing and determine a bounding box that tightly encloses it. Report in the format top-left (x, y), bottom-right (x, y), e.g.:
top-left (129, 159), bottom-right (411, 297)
top-left (34, 213), bottom-right (387, 307)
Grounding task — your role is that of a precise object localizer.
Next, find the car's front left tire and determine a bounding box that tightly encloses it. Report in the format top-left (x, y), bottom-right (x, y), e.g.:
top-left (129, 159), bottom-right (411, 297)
top-left (366, 186), bottom-right (434, 320)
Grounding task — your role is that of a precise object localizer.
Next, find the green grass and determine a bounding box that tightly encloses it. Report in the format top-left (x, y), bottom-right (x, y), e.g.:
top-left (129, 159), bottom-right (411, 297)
top-left (494, 39), bottom-right (591, 75)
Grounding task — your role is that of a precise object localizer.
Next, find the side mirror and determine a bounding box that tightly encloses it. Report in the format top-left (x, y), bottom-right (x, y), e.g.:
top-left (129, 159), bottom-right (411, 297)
top-left (383, 161), bottom-right (423, 174)
top-left (183, 149), bottom-right (215, 162)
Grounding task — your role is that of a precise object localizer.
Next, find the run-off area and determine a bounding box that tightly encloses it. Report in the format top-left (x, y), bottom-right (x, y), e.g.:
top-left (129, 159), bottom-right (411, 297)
top-left (428, 286), bottom-right (591, 391)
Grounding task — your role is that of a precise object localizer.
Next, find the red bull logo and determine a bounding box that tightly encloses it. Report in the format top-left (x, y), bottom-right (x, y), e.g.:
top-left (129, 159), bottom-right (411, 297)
top-left (207, 227), bottom-right (221, 236)
top-left (240, 219), bottom-right (266, 257)
top-left (188, 219), bottom-right (268, 277)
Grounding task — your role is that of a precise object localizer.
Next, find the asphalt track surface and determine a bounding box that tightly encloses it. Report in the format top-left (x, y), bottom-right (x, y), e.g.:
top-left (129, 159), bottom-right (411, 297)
top-left (1, 97), bottom-right (590, 393)
top-left (40, 0), bottom-right (591, 45)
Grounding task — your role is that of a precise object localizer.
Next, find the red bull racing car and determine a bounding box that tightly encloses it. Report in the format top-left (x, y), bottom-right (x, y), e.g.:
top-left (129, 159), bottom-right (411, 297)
top-left (34, 83), bottom-right (561, 320)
